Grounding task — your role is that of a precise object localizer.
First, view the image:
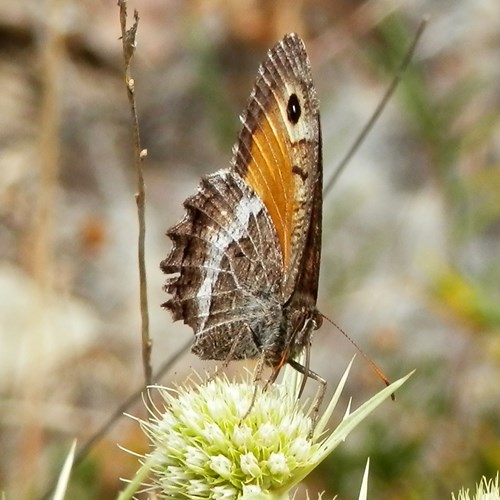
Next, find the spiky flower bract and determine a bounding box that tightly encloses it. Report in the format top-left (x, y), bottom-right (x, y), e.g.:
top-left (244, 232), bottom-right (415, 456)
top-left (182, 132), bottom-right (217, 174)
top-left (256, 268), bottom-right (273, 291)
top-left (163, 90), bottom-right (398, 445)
top-left (119, 359), bottom-right (412, 500)
top-left (452, 473), bottom-right (500, 500)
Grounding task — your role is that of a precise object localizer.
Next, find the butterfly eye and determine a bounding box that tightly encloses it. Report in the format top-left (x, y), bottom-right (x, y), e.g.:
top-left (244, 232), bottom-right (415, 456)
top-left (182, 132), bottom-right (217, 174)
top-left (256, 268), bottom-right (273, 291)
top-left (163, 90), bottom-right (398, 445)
top-left (286, 93), bottom-right (301, 124)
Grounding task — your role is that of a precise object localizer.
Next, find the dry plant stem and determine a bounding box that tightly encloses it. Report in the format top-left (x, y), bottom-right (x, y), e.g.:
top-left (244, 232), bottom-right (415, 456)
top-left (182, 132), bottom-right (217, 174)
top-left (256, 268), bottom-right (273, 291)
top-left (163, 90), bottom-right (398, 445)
top-left (118, 0), bottom-right (152, 385)
top-left (20, 0), bottom-right (65, 497)
top-left (324, 16), bottom-right (429, 197)
top-left (31, 6), bottom-right (62, 287)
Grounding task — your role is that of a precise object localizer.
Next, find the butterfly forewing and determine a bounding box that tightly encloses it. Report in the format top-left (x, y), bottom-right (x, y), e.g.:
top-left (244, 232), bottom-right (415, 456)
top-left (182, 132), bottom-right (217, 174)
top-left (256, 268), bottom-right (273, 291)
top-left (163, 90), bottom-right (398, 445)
top-left (233, 34), bottom-right (321, 299)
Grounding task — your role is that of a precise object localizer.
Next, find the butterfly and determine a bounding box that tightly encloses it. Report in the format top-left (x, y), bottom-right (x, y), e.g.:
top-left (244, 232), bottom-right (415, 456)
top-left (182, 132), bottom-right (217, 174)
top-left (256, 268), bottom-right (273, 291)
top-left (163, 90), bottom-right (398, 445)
top-left (161, 33), bottom-right (326, 401)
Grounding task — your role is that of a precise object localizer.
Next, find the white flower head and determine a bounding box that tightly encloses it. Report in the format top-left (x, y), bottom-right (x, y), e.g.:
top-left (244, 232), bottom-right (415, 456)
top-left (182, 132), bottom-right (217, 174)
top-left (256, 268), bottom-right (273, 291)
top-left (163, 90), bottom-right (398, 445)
top-left (121, 358), bottom-right (412, 499)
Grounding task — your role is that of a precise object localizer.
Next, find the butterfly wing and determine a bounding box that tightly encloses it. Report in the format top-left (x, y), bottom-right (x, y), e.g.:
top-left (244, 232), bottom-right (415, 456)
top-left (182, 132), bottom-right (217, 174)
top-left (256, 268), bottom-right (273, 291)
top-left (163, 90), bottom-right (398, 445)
top-left (233, 33), bottom-right (322, 302)
top-left (162, 34), bottom-right (322, 360)
top-left (161, 170), bottom-right (284, 360)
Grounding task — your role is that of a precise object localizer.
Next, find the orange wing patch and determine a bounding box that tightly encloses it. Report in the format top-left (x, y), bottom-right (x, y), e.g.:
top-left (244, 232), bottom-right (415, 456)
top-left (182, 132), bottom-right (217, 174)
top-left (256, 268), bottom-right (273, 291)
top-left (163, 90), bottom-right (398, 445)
top-left (232, 34), bottom-right (320, 294)
top-left (241, 106), bottom-right (295, 268)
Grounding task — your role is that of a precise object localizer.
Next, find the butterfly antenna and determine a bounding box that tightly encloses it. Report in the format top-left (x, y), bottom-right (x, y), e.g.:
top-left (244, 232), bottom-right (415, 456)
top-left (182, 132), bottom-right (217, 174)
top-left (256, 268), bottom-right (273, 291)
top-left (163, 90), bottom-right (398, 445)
top-left (324, 16), bottom-right (429, 197)
top-left (321, 313), bottom-right (395, 400)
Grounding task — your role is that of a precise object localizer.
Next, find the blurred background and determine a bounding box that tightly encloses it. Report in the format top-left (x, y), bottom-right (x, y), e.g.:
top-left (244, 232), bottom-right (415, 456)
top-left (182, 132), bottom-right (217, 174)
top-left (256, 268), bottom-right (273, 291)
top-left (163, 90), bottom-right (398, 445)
top-left (1, 0), bottom-right (499, 498)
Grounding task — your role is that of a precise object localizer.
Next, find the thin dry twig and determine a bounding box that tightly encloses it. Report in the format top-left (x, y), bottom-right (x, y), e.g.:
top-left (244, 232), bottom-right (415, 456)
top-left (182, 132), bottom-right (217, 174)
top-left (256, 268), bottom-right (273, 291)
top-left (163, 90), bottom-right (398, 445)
top-left (118, 0), bottom-right (152, 385)
top-left (324, 17), bottom-right (429, 196)
top-left (30, 0), bottom-right (69, 288)
top-left (22, 0), bottom-right (66, 496)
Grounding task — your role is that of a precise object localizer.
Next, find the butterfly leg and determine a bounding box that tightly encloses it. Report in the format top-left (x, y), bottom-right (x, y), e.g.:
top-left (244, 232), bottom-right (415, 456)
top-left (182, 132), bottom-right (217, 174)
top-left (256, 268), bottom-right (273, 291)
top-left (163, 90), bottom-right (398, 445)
top-left (242, 317), bottom-right (289, 419)
top-left (240, 350), bottom-right (268, 420)
top-left (287, 358), bottom-right (327, 433)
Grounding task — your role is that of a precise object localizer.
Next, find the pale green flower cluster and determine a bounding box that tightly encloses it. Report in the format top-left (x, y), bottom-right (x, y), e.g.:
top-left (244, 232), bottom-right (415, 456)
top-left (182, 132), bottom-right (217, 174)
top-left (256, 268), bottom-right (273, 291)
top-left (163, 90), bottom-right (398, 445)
top-left (53, 361), bottom-right (498, 500)
top-left (118, 359), bottom-right (411, 499)
top-left (141, 376), bottom-right (318, 498)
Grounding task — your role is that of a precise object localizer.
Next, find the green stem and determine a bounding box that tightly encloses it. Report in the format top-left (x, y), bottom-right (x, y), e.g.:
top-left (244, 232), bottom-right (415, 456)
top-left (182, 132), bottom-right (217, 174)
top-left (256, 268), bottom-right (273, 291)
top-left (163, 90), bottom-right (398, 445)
top-left (116, 454), bottom-right (156, 500)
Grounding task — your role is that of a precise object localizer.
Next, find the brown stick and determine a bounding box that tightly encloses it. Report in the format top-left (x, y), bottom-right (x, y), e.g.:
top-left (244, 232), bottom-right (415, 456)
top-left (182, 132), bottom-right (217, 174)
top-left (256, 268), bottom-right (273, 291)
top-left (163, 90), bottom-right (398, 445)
top-left (24, 1), bottom-right (66, 496)
top-left (117, 0), bottom-right (152, 385)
